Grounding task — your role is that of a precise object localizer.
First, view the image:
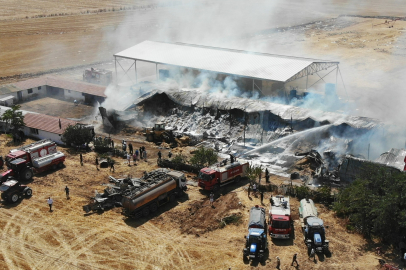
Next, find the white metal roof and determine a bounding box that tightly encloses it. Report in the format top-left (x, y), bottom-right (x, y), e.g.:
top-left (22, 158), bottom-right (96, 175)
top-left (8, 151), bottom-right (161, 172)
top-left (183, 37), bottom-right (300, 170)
top-left (114, 41), bottom-right (338, 82)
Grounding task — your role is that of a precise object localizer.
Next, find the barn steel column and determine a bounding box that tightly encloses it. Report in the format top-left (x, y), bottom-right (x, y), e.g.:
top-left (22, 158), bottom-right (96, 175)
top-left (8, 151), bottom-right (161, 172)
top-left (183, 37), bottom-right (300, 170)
top-left (114, 56), bottom-right (118, 86)
top-left (135, 60), bottom-right (137, 84)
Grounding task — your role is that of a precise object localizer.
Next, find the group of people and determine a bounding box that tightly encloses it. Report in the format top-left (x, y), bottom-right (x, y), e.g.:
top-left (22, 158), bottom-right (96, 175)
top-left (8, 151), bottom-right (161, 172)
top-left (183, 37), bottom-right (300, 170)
top-left (275, 254), bottom-right (299, 269)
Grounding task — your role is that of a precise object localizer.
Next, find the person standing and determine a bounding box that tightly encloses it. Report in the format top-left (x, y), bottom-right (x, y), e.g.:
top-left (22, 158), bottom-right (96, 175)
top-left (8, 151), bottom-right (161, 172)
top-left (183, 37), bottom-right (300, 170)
top-left (260, 191), bottom-right (264, 204)
top-left (129, 143), bottom-right (133, 155)
top-left (47, 197), bottom-right (53, 212)
top-left (253, 183), bottom-right (257, 194)
top-left (127, 153), bottom-right (131, 166)
top-left (139, 147), bottom-right (143, 159)
top-left (80, 153), bottom-right (83, 166)
top-left (144, 149), bottom-right (147, 161)
top-left (248, 185), bottom-right (251, 197)
top-left (265, 168), bottom-right (269, 183)
top-left (65, 186), bottom-right (70, 199)
top-left (276, 256), bottom-right (280, 270)
top-left (95, 157), bottom-right (99, 171)
top-left (111, 140), bottom-right (114, 149)
top-left (135, 149), bottom-right (139, 161)
top-left (158, 151), bottom-right (162, 160)
top-left (168, 151), bottom-right (172, 159)
top-left (209, 192), bottom-right (214, 206)
top-left (291, 253), bottom-right (299, 267)
top-left (109, 160), bottom-right (115, 172)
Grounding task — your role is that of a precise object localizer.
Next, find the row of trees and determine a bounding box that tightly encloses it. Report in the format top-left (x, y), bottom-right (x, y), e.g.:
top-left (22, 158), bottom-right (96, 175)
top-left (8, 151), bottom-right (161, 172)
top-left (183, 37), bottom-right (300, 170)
top-left (333, 165), bottom-right (406, 242)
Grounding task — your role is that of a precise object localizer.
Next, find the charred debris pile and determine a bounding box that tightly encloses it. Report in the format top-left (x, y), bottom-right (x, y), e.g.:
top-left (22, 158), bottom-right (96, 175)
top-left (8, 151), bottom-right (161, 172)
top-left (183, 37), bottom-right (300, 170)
top-left (127, 89), bottom-right (380, 149)
top-left (291, 148), bottom-right (405, 187)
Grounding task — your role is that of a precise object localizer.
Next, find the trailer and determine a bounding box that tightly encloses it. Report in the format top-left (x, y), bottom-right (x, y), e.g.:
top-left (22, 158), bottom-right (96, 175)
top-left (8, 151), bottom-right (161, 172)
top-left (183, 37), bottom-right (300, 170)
top-left (269, 195), bottom-right (292, 239)
top-left (121, 169), bottom-right (187, 218)
top-left (198, 159), bottom-right (249, 192)
top-left (1, 139), bottom-right (65, 182)
top-left (243, 205), bottom-right (268, 262)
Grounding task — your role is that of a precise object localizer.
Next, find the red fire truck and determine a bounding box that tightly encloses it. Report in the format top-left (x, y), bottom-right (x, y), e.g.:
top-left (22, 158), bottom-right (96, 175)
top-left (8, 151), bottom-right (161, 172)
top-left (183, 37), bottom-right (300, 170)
top-left (1, 139), bottom-right (65, 182)
top-left (198, 160), bottom-right (249, 191)
top-left (268, 195), bottom-right (292, 239)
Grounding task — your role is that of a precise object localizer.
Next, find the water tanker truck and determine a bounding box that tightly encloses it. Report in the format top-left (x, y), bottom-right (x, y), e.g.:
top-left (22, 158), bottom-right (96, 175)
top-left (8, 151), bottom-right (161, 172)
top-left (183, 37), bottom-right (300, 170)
top-left (1, 139), bottom-right (65, 182)
top-left (269, 195), bottom-right (292, 239)
top-left (122, 169), bottom-right (187, 218)
top-left (243, 205), bottom-right (268, 262)
top-left (198, 159), bottom-right (249, 192)
top-left (299, 198), bottom-right (330, 254)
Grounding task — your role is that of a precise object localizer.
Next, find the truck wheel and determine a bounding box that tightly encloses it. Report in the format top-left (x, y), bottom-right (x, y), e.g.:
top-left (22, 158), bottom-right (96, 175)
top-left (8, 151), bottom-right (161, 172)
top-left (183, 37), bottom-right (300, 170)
top-left (25, 188), bottom-right (32, 197)
top-left (213, 185), bottom-right (220, 193)
top-left (235, 176), bottom-right (241, 183)
top-left (58, 162), bottom-right (64, 168)
top-left (150, 203), bottom-right (158, 212)
top-left (21, 168), bottom-right (33, 181)
top-left (142, 207), bottom-right (150, 217)
top-left (10, 193), bottom-right (19, 203)
top-left (52, 164), bottom-right (57, 170)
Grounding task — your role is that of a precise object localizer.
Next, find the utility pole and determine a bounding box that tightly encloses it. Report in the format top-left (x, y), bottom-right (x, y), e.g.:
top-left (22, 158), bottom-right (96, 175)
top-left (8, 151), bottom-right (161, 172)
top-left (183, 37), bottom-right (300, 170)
top-left (368, 143), bottom-right (370, 160)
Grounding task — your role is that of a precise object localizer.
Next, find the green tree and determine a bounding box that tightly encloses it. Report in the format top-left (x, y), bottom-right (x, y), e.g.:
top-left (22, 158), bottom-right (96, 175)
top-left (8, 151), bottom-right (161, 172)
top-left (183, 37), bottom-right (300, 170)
top-left (333, 164), bottom-right (406, 240)
top-left (189, 147), bottom-right (218, 168)
top-left (1, 105), bottom-right (24, 135)
top-left (245, 164), bottom-right (262, 184)
top-left (61, 124), bottom-right (94, 147)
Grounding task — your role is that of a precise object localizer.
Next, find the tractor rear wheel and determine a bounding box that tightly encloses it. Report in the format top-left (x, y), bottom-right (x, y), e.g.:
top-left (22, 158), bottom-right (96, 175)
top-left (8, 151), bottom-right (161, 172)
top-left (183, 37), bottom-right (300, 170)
top-left (25, 188), bottom-right (32, 197)
top-left (20, 168), bottom-right (33, 181)
top-left (10, 193), bottom-right (19, 203)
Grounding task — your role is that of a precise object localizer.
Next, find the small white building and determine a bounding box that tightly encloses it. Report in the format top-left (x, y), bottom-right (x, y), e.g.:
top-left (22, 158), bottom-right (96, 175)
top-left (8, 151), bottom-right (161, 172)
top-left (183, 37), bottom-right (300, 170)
top-left (0, 96), bottom-right (14, 106)
top-left (22, 113), bottom-right (78, 145)
top-left (1, 76), bottom-right (106, 104)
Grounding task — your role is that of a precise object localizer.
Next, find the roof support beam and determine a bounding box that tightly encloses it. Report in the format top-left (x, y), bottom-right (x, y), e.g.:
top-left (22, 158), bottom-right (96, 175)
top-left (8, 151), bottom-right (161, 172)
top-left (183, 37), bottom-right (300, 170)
top-left (286, 62), bottom-right (339, 82)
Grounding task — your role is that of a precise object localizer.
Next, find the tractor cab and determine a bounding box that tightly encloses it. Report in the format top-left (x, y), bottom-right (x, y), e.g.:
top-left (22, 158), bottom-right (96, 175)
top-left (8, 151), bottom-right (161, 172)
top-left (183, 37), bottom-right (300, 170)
top-left (304, 217), bottom-right (329, 252)
top-left (154, 122), bottom-right (165, 131)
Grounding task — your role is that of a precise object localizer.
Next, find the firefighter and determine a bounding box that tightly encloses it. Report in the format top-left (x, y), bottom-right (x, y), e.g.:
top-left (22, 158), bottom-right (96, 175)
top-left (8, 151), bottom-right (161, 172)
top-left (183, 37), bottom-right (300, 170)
top-left (128, 143), bottom-right (133, 155)
top-left (230, 154), bottom-right (235, 163)
top-left (291, 253), bottom-right (299, 267)
top-left (95, 157), bottom-right (99, 171)
top-left (65, 186), bottom-right (70, 199)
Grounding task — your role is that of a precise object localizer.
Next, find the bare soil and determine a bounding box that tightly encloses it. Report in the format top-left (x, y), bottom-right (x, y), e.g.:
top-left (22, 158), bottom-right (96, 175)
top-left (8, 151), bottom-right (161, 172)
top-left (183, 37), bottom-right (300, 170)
top-left (0, 133), bottom-right (385, 270)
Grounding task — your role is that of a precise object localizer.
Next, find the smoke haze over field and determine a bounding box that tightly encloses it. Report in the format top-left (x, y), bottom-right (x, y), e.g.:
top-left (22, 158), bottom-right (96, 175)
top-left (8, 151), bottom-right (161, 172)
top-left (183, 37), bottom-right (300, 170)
top-left (100, 0), bottom-right (406, 157)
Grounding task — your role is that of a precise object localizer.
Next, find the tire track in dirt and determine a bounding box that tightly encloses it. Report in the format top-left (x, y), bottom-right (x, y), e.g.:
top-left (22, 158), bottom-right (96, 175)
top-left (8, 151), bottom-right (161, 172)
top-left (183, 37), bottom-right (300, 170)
top-left (0, 203), bottom-right (39, 270)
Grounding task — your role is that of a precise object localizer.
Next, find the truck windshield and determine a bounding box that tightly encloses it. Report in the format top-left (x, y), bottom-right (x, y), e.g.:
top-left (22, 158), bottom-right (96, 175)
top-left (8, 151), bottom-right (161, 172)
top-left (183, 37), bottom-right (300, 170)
top-left (198, 172), bottom-right (213, 181)
top-left (0, 185), bottom-right (10, 192)
top-left (272, 220), bottom-right (290, 229)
